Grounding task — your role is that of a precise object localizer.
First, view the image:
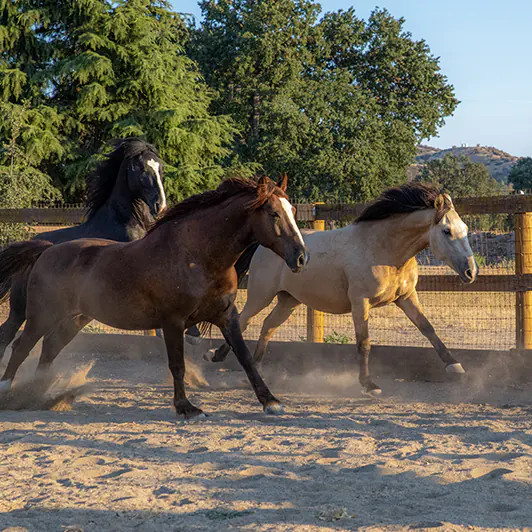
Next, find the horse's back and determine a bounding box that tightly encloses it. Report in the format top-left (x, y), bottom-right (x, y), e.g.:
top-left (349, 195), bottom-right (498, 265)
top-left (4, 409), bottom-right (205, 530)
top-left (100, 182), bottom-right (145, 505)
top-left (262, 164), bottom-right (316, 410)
top-left (247, 227), bottom-right (353, 314)
top-left (31, 238), bottom-right (121, 278)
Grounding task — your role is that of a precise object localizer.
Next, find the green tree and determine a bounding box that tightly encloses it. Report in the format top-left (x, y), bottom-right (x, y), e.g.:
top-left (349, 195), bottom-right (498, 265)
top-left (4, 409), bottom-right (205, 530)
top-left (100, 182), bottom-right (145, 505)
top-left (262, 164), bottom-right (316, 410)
top-left (191, 1), bottom-right (458, 201)
top-left (0, 101), bottom-right (61, 244)
top-left (0, 0), bottom-right (236, 202)
top-left (416, 154), bottom-right (507, 231)
top-left (508, 157), bottom-right (532, 192)
top-left (416, 154), bottom-right (505, 197)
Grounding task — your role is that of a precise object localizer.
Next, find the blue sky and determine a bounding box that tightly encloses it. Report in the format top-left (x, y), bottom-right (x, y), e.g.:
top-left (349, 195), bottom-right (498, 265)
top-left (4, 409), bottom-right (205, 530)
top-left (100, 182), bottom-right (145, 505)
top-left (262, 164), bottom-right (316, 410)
top-left (172, 1), bottom-right (532, 156)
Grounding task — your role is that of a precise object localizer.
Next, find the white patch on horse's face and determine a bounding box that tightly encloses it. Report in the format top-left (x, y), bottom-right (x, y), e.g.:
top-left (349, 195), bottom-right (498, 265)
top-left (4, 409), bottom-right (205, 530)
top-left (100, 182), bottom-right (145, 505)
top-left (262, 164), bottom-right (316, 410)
top-left (147, 158), bottom-right (166, 211)
top-left (280, 197), bottom-right (305, 247)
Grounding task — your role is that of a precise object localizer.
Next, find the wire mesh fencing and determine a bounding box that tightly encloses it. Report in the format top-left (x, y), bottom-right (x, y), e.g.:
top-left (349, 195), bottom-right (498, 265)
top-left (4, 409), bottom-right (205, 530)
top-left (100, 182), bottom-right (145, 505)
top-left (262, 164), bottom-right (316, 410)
top-left (0, 196), bottom-right (529, 350)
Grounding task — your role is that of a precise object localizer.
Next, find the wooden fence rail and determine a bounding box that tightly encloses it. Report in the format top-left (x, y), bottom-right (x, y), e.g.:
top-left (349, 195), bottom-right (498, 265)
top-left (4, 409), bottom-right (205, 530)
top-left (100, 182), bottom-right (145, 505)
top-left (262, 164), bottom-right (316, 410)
top-left (1, 193), bottom-right (531, 346)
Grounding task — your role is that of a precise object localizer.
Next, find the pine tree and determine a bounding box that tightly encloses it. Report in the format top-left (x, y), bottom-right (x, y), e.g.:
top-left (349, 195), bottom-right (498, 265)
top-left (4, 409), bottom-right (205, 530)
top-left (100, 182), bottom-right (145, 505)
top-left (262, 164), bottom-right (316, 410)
top-left (0, 0), bottom-right (236, 203)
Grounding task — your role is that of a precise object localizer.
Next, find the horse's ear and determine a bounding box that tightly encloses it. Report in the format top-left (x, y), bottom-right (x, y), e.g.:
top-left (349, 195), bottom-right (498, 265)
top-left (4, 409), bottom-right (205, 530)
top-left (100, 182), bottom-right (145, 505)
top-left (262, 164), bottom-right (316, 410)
top-left (434, 194), bottom-right (445, 211)
top-left (257, 176), bottom-right (269, 186)
top-left (443, 192), bottom-right (454, 209)
top-left (279, 173), bottom-right (288, 192)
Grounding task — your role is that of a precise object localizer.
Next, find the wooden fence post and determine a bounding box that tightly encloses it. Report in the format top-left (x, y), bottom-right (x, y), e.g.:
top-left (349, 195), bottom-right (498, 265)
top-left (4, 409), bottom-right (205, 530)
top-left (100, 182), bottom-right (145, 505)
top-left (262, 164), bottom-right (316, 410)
top-left (306, 204), bottom-right (325, 343)
top-left (515, 212), bottom-right (532, 349)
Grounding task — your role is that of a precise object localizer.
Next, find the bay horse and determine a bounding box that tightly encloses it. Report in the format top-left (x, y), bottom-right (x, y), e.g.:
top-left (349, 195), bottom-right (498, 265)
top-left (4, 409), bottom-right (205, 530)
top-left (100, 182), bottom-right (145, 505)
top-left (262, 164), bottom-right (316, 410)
top-left (0, 138), bottom-right (167, 361)
top-left (209, 183), bottom-right (478, 396)
top-left (0, 176), bottom-right (308, 418)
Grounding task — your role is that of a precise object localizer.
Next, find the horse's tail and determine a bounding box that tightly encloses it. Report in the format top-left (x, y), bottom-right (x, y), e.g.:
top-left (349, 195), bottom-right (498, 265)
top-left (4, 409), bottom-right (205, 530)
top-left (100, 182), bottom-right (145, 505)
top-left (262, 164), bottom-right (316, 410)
top-left (235, 242), bottom-right (260, 286)
top-left (0, 241), bottom-right (53, 303)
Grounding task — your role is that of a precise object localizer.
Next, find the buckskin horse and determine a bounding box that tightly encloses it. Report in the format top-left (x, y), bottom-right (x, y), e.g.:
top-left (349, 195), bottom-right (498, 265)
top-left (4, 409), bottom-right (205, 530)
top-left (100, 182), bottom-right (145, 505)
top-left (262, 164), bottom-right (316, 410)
top-left (209, 183), bottom-right (478, 396)
top-left (0, 137), bottom-right (168, 361)
top-left (0, 176), bottom-right (308, 418)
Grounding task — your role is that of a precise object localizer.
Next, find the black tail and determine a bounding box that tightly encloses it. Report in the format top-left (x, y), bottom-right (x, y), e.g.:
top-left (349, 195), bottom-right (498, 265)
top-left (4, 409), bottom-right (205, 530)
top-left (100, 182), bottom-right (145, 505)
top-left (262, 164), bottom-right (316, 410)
top-left (235, 242), bottom-right (260, 286)
top-left (0, 240), bottom-right (53, 303)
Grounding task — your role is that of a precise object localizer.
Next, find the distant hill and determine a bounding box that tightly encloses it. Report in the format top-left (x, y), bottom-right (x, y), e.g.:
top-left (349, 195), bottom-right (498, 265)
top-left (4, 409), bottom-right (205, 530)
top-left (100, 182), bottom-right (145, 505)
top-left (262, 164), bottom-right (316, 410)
top-left (410, 145), bottom-right (520, 184)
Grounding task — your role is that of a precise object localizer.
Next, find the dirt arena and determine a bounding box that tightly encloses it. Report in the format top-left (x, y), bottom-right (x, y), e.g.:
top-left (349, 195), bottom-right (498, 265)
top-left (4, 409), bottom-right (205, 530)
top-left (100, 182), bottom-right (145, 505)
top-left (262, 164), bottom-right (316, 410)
top-left (0, 340), bottom-right (530, 532)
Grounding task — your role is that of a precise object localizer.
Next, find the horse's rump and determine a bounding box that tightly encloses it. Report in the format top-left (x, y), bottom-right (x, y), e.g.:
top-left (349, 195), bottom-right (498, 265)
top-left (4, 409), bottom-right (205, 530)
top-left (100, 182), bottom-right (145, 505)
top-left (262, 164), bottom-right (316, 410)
top-left (0, 241), bottom-right (54, 303)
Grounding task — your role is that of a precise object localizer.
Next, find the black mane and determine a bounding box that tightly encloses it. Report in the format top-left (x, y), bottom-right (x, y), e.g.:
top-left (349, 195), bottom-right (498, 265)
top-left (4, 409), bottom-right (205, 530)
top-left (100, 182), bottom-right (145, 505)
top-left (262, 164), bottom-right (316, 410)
top-left (356, 182), bottom-right (447, 223)
top-left (85, 138), bottom-right (160, 219)
top-left (149, 177), bottom-right (287, 233)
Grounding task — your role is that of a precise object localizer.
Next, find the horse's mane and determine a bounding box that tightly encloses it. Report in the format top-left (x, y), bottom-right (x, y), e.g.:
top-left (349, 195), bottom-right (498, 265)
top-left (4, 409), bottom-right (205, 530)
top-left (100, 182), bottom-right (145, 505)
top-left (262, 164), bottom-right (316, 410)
top-left (86, 138), bottom-right (160, 219)
top-left (356, 182), bottom-right (449, 223)
top-left (149, 177), bottom-right (287, 233)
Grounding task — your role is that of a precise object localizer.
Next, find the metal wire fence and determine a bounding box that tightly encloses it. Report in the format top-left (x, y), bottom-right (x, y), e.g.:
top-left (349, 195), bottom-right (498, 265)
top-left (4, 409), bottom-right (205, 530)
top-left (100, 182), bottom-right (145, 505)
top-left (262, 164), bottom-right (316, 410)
top-left (0, 196), bottom-right (529, 352)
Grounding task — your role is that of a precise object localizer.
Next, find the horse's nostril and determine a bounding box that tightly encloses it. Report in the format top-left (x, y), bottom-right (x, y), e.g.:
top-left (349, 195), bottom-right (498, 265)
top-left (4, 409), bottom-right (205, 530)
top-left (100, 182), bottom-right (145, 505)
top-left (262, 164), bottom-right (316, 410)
top-left (465, 268), bottom-right (473, 279)
top-left (297, 253), bottom-right (305, 267)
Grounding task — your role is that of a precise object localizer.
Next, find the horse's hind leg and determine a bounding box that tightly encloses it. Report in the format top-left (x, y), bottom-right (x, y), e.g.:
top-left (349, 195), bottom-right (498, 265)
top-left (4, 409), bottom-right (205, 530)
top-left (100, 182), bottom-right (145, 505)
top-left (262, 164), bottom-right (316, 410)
top-left (0, 276), bottom-right (26, 362)
top-left (37, 315), bottom-right (92, 375)
top-left (253, 291), bottom-right (301, 365)
top-left (0, 320), bottom-right (45, 391)
top-left (395, 291), bottom-right (465, 374)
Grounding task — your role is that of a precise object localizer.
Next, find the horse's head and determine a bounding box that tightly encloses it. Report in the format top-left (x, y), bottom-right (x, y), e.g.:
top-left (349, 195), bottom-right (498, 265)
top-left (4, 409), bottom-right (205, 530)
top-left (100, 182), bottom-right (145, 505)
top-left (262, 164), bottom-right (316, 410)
top-left (125, 151), bottom-right (167, 218)
top-left (250, 175), bottom-right (309, 273)
top-left (429, 193), bottom-right (478, 284)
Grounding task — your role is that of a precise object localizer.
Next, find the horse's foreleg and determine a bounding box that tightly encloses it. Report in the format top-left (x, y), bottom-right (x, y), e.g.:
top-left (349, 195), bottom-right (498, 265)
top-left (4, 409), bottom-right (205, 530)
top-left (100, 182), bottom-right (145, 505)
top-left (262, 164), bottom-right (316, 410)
top-left (395, 292), bottom-right (465, 374)
top-left (352, 299), bottom-right (381, 396)
top-left (163, 322), bottom-right (204, 419)
top-left (210, 295), bottom-right (263, 363)
top-left (253, 291), bottom-right (300, 366)
top-left (219, 306), bottom-right (283, 414)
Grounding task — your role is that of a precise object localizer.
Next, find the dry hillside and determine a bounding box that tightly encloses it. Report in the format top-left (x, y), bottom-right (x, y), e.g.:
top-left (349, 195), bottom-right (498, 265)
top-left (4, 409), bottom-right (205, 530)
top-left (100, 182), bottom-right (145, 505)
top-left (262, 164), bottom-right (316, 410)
top-left (410, 145), bottom-right (520, 184)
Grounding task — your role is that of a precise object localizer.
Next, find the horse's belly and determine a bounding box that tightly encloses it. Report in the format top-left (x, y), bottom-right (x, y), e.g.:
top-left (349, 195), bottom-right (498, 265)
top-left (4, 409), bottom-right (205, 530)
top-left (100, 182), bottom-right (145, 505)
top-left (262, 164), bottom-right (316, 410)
top-left (281, 271), bottom-right (351, 314)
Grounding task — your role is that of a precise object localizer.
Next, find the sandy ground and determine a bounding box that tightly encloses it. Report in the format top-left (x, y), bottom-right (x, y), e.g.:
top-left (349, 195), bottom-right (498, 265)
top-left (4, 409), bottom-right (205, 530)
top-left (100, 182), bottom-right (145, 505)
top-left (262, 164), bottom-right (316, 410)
top-left (0, 346), bottom-right (530, 532)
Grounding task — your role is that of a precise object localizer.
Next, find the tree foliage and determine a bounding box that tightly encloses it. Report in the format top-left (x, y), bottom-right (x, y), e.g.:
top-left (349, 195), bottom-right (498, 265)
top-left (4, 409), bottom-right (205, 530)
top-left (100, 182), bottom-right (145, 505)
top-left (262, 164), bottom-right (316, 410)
top-left (416, 154), bottom-right (508, 231)
top-left (416, 154), bottom-right (506, 197)
top-left (191, 1), bottom-right (458, 201)
top-left (508, 157), bottom-right (532, 192)
top-left (0, 0), bottom-right (236, 203)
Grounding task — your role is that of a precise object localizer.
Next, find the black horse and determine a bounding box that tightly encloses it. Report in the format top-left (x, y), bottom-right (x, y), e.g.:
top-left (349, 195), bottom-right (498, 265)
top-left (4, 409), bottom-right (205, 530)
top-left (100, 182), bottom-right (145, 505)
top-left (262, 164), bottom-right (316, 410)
top-left (0, 137), bottom-right (169, 360)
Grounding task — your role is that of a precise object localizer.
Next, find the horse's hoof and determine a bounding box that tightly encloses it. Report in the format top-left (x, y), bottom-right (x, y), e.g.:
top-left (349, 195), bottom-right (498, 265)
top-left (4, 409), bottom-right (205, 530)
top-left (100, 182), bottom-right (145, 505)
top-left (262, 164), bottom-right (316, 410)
top-left (0, 379), bottom-right (12, 393)
top-left (185, 334), bottom-right (202, 346)
top-left (446, 363), bottom-right (465, 374)
top-left (177, 409), bottom-right (206, 421)
top-left (203, 349), bottom-right (216, 362)
top-left (362, 387), bottom-right (382, 397)
top-left (264, 401), bottom-right (284, 415)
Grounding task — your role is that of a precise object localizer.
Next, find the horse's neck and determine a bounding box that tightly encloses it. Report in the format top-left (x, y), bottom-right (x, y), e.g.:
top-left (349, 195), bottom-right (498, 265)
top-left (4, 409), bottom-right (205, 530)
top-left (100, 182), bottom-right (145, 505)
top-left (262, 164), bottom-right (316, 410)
top-left (89, 180), bottom-right (149, 240)
top-left (172, 197), bottom-right (254, 273)
top-left (363, 209), bottom-right (433, 267)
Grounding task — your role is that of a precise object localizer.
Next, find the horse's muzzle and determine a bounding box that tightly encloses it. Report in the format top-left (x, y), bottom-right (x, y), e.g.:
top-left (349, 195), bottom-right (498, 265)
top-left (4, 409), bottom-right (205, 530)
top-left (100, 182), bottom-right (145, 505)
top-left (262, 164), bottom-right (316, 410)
top-left (459, 256), bottom-right (478, 284)
top-left (288, 249), bottom-right (310, 273)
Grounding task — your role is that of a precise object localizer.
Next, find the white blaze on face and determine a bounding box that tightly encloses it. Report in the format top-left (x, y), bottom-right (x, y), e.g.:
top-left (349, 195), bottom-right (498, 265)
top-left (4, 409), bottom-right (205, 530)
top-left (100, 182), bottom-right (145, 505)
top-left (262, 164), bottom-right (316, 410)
top-left (279, 197), bottom-right (305, 247)
top-left (146, 158), bottom-right (166, 211)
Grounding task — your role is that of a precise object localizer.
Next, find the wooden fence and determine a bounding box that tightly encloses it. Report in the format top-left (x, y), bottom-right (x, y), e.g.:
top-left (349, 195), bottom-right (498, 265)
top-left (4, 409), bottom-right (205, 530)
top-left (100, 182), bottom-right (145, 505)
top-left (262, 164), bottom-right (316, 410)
top-left (1, 194), bottom-right (532, 349)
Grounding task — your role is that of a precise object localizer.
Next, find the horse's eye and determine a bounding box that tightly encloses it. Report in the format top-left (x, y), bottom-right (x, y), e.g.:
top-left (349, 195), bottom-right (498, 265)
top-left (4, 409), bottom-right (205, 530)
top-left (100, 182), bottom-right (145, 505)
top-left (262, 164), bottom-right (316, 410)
top-left (443, 228), bottom-right (452, 236)
top-left (271, 212), bottom-right (280, 219)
